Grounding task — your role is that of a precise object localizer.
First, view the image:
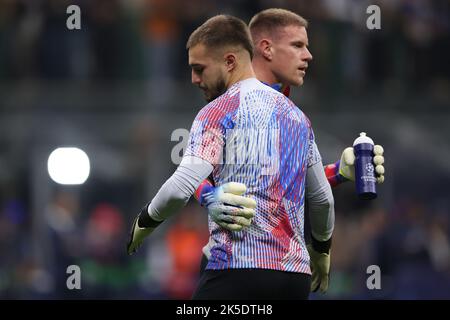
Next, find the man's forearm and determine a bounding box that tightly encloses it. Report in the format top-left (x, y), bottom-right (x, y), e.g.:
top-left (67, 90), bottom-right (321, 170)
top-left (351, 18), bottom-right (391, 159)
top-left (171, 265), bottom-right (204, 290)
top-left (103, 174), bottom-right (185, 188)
top-left (147, 156), bottom-right (213, 222)
top-left (306, 161), bottom-right (335, 242)
top-left (193, 162), bottom-right (345, 206)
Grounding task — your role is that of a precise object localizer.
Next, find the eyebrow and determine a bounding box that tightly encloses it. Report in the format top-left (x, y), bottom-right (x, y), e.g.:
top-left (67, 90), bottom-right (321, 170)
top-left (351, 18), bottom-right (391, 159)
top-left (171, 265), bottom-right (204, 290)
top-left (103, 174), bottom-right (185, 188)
top-left (189, 63), bottom-right (204, 68)
top-left (290, 40), bottom-right (308, 46)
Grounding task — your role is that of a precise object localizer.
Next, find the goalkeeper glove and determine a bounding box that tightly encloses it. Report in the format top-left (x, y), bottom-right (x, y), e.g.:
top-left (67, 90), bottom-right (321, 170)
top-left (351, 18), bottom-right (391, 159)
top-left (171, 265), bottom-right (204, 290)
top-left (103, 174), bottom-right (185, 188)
top-left (307, 236), bottom-right (332, 293)
top-left (127, 204), bottom-right (162, 255)
top-left (202, 182), bottom-right (256, 231)
top-left (339, 144), bottom-right (385, 183)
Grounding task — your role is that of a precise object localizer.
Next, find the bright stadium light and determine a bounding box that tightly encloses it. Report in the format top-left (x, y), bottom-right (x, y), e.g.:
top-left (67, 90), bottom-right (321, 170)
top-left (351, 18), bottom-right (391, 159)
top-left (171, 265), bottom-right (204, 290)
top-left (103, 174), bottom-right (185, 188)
top-left (47, 147), bottom-right (90, 185)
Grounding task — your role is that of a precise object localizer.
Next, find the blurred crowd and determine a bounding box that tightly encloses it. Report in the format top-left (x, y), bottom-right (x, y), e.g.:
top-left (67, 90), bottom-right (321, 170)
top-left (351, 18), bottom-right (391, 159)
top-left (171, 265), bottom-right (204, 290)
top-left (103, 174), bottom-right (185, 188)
top-left (0, 0), bottom-right (449, 103)
top-left (0, 188), bottom-right (209, 299)
top-left (0, 0), bottom-right (449, 299)
top-left (2, 172), bottom-right (449, 299)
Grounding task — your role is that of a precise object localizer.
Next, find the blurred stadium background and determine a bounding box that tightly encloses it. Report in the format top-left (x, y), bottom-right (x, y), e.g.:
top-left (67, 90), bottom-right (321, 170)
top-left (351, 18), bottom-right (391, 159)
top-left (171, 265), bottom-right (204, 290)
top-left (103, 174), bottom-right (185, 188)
top-left (0, 0), bottom-right (449, 299)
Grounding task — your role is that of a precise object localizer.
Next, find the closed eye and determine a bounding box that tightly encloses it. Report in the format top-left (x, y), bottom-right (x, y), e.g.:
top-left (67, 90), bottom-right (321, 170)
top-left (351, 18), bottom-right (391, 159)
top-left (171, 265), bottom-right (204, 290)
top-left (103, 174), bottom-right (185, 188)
top-left (191, 64), bottom-right (204, 74)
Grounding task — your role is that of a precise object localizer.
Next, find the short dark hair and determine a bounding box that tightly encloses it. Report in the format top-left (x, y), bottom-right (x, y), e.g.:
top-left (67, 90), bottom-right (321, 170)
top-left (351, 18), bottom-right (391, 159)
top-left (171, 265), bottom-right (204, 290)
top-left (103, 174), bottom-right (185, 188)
top-left (186, 15), bottom-right (254, 59)
top-left (249, 8), bottom-right (308, 40)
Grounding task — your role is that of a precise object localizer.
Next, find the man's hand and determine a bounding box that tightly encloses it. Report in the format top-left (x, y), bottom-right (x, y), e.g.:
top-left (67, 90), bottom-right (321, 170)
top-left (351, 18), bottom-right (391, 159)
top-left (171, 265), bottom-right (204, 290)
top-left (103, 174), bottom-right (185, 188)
top-left (127, 205), bottom-right (162, 255)
top-left (339, 145), bottom-right (385, 183)
top-left (204, 182), bottom-right (257, 231)
top-left (307, 237), bottom-right (332, 294)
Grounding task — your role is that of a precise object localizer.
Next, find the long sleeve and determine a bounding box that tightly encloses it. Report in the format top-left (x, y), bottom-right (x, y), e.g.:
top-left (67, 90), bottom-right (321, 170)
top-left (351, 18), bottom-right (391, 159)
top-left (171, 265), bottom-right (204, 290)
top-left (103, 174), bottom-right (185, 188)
top-left (147, 156), bottom-right (213, 222)
top-left (306, 160), bottom-right (335, 241)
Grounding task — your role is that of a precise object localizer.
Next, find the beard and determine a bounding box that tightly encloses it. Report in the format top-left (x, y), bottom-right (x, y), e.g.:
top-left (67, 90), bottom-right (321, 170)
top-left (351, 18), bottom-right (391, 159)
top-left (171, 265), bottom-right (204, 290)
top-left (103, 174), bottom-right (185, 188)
top-left (202, 77), bottom-right (227, 102)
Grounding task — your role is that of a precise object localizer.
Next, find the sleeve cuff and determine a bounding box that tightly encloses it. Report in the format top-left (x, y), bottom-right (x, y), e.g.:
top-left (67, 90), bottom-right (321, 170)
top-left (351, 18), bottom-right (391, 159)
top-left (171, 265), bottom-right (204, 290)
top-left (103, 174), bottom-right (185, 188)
top-left (311, 235), bottom-right (332, 254)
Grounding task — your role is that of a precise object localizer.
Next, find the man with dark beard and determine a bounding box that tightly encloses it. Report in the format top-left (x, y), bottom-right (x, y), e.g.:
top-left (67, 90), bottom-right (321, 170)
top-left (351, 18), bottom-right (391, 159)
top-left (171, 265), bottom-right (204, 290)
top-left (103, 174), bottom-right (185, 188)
top-left (127, 14), bottom-right (334, 299)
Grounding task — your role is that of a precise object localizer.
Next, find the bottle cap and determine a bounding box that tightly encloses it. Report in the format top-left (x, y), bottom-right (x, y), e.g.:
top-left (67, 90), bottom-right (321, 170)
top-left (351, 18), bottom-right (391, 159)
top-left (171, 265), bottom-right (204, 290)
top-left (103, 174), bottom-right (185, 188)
top-left (353, 132), bottom-right (374, 146)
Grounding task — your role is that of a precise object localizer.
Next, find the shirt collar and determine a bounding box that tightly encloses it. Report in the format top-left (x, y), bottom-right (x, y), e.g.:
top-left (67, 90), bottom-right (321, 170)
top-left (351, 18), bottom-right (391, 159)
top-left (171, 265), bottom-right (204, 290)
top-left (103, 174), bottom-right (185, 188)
top-left (263, 82), bottom-right (291, 97)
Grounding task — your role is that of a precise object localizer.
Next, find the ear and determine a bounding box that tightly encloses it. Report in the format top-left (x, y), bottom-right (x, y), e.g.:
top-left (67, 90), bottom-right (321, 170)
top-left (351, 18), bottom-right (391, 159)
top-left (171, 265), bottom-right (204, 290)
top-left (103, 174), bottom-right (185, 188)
top-left (258, 39), bottom-right (273, 61)
top-left (224, 53), bottom-right (237, 71)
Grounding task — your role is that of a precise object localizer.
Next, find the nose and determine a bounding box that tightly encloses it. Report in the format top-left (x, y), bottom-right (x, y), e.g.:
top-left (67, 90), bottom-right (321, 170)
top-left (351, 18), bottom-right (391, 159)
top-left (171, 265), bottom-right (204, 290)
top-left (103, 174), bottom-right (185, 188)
top-left (304, 47), bottom-right (313, 61)
top-left (192, 70), bottom-right (201, 85)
